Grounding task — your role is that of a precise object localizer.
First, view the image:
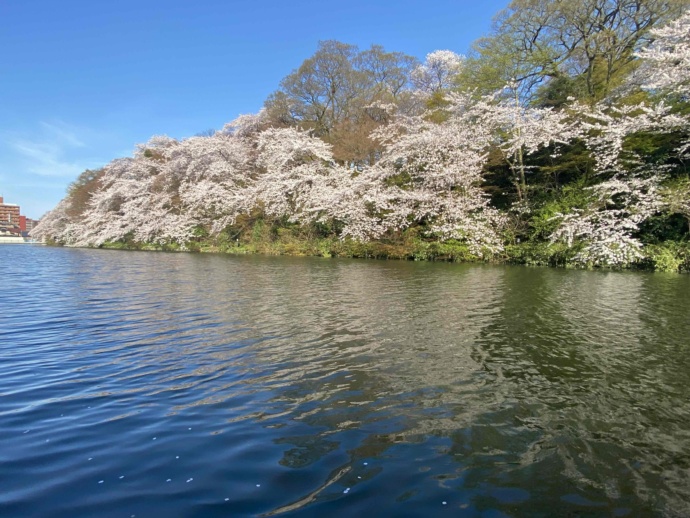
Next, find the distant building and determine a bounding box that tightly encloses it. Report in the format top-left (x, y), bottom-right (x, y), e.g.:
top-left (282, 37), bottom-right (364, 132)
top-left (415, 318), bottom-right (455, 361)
top-left (0, 197), bottom-right (40, 238)
top-left (25, 218), bottom-right (40, 233)
top-left (0, 196), bottom-right (21, 226)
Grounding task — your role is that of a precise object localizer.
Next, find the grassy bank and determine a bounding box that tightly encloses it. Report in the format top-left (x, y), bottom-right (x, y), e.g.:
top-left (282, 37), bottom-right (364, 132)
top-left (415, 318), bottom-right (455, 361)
top-left (89, 220), bottom-right (690, 273)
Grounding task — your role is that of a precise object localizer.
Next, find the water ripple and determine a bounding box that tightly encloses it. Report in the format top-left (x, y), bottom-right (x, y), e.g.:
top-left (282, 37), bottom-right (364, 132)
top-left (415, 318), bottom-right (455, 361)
top-left (1, 247), bottom-right (689, 517)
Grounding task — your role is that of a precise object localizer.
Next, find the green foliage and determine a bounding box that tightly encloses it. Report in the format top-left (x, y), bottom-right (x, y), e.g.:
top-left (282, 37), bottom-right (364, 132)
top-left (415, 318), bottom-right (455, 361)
top-left (424, 92), bottom-right (452, 123)
top-left (251, 219), bottom-right (272, 243)
top-left (504, 241), bottom-right (576, 267)
top-left (639, 242), bottom-right (690, 272)
top-left (191, 225), bottom-right (209, 238)
top-left (459, 0), bottom-right (690, 103)
top-left (409, 239), bottom-right (478, 262)
top-left (638, 213), bottom-right (688, 243)
top-left (533, 76), bottom-right (584, 109)
top-left (527, 181), bottom-right (596, 241)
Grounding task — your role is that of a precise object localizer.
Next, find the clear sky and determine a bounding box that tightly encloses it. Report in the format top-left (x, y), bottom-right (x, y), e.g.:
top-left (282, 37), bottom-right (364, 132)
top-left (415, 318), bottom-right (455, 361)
top-left (0, 0), bottom-right (507, 218)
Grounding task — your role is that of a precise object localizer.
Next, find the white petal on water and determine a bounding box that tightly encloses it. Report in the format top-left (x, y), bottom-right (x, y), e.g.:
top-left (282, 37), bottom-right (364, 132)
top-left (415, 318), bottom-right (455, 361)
top-left (442, 501), bottom-right (447, 505)
top-left (363, 462), bottom-right (368, 466)
top-left (357, 476), bottom-right (361, 479)
top-left (225, 498), bottom-right (229, 502)
top-left (88, 458), bottom-right (93, 461)
top-left (256, 484), bottom-right (261, 487)
top-left (153, 437), bottom-right (157, 440)
top-left (186, 478), bottom-right (193, 483)
top-left (23, 430), bottom-right (30, 434)
top-left (166, 479), bottom-right (172, 482)
top-left (119, 476), bottom-right (125, 479)
top-left (176, 456), bottom-right (179, 459)
top-left (98, 480), bottom-right (104, 484)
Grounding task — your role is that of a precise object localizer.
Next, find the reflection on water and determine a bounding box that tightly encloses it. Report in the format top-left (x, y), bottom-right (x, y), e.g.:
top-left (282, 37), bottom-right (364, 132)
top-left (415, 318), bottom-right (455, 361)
top-left (1, 246), bottom-right (689, 517)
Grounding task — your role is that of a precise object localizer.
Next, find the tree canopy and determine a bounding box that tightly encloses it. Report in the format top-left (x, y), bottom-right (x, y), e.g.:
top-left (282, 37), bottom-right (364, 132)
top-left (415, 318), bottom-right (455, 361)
top-left (34, 6), bottom-right (690, 272)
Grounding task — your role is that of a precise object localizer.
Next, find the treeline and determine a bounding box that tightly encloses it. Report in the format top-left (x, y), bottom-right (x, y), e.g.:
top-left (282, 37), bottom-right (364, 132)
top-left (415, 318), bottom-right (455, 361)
top-left (34, 0), bottom-right (690, 271)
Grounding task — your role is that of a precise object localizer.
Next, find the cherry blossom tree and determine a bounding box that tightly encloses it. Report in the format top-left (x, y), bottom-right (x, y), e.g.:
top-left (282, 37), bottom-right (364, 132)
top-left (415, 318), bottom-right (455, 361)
top-left (222, 109), bottom-right (268, 138)
top-left (253, 127), bottom-right (339, 225)
top-left (29, 198), bottom-right (76, 243)
top-left (173, 134), bottom-right (255, 235)
top-left (548, 100), bottom-right (685, 266)
top-left (467, 87), bottom-right (579, 202)
top-left (369, 95), bottom-right (507, 256)
top-left (551, 173), bottom-right (663, 265)
top-left (74, 152), bottom-right (196, 247)
top-left (636, 9), bottom-right (690, 158)
top-left (30, 16), bottom-right (690, 269)
top-left (636, 9), bottom-right (690, 98)
top-left (307, 164), bottom-right (412, 241)
top-left (411, 50), bottom-right (464, 94)
top-left (545, 6), bottom-right (690, 268)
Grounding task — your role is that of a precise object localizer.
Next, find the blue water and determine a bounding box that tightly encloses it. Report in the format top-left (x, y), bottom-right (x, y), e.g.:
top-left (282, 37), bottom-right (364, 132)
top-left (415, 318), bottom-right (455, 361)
top-left (2, 245), bottom-right (690, 517)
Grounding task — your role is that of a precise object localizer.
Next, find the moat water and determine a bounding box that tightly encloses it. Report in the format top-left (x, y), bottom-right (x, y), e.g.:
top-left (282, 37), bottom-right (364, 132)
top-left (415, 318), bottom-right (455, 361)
top-left (2, 246), bottom-right (689, 517)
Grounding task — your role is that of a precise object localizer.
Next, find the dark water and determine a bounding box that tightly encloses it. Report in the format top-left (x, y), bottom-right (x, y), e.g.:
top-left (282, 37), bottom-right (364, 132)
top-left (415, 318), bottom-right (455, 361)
top-left (1, 246), bottom-right (689, 517)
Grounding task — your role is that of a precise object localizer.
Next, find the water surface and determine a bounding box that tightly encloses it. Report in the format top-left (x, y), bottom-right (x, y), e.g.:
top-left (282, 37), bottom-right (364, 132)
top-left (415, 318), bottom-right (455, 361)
top-left (1, 246), bottom-right (689, 517)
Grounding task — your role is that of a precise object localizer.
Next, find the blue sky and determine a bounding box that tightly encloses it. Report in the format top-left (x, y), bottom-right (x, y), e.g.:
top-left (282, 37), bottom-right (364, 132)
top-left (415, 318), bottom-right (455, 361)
top-left (0, 0), bottom-right (507, 218)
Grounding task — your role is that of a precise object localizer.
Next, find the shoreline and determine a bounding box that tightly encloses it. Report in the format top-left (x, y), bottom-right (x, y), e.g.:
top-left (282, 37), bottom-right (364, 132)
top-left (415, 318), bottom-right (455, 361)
top-left (0, 236), bottom-right (41, 244)
top-left (47, 236), bottom-right (689, 274)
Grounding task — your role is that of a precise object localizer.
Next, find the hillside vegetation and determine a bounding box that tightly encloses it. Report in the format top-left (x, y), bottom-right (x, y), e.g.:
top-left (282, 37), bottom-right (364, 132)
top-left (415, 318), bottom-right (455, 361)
top-left (34, 1), bottom-right (690, 271)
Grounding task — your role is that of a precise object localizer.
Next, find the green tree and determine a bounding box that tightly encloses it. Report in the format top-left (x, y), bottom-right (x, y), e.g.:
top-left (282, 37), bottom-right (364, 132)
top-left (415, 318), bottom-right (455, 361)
top-left (458, 0), bottom-right (690, 103)
top-left (264, 41), bottom-right (419, 166)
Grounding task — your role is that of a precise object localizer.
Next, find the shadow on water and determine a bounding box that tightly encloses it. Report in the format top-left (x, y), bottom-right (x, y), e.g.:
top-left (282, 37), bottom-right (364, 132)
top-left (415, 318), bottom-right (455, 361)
top-left (1, 246), bottom-right (689, 517)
